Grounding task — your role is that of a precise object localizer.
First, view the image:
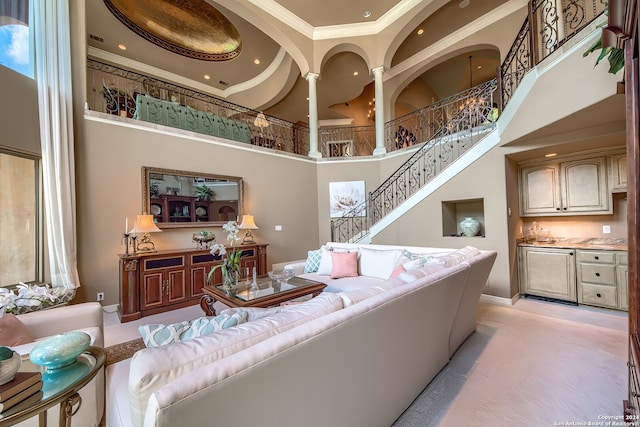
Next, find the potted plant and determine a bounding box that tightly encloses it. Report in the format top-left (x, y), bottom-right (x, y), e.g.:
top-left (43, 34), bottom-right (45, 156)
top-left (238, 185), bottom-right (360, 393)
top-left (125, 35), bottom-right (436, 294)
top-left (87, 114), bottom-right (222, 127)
top-left (194, 185), bottom-right (214, 201)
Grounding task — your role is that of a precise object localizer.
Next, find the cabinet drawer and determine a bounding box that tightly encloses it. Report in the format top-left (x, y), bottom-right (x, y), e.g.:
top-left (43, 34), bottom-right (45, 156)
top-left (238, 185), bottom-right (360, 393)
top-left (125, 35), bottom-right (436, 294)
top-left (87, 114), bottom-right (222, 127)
top-left (578, 263), bottom-right (616, 285)
top-left (578, 283), bottom-right (617, 308)
top-left (143, 256), bottom-right (185, 271)
top-left (576, 250), bottom-right (616, 264)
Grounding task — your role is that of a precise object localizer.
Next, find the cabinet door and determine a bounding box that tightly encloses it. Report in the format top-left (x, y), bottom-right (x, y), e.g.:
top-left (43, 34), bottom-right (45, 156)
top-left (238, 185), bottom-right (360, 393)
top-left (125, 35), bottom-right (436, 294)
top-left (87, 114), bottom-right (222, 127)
top-left (560, 157), bottom-right (610, 213)
top-left (610, 152), bottom-right (627, 193)
top-left (519, 247), bottom-right (576, 302)
top-left (140, 271), bottom-right (164, 310)
top-left (167, 268), bottom-right (187, 304)
top-left (618, 264), bottom-right (629, 311)
top-left (520, 164), bottom-right (561, 215)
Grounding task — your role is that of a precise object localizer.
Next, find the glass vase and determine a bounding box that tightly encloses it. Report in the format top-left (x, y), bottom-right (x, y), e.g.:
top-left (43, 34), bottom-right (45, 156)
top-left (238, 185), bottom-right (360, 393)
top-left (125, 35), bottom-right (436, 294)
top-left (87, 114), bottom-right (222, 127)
top-left (222, 270), bottom-right (239, 292)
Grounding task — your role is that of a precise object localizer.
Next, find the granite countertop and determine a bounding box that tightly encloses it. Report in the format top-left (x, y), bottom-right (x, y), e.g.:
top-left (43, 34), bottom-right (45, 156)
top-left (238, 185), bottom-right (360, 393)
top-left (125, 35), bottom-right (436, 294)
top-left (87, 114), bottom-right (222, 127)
top-left (517, 237), bottom-right (628, 251)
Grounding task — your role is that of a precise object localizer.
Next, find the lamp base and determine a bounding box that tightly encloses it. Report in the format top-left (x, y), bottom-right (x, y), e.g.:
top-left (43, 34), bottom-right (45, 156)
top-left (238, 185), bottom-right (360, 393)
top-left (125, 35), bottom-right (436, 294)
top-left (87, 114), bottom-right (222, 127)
top-left (242, 231), bottom-right (256, 245)
top-left (137, 233), bottom-right (157, 252)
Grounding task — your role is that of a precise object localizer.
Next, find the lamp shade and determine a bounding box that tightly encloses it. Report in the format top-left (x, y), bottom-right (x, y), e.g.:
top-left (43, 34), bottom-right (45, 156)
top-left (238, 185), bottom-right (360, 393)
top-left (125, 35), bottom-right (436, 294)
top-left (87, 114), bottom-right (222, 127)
top-left (238, 214), bottom-right (258, 230)
top-left (131, 214), bottom-right (162, 234)
top-left (253, 112), bottom-right (269, 129)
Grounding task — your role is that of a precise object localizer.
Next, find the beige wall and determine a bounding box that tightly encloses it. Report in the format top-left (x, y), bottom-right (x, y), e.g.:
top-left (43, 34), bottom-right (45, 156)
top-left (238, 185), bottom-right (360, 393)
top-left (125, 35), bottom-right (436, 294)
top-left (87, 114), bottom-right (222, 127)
top-left (74, 118), bottom-right (320, 304)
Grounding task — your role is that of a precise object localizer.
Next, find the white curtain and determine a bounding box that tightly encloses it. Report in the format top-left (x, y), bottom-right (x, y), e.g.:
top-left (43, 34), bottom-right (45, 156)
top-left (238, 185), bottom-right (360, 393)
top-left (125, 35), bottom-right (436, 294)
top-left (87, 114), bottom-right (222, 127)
top-left (34, 0), bottom-right (80, 289)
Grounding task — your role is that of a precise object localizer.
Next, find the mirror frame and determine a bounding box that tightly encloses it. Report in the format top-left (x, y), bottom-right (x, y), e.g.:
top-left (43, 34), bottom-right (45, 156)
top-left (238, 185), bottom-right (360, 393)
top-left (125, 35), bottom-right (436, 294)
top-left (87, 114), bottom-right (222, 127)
top-left (142, 166), bottom-right (243, 229)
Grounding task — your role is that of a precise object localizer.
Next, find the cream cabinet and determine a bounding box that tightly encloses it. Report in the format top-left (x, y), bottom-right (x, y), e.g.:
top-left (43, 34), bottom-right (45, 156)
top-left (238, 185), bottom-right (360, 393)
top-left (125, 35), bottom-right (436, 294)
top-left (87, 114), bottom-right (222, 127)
top-left (519, 156), bottom-right (610, 216)
top-left (518, 246), bottom-right (576, 302)
top-left (576, 249), bottom-right (628, 311)
top-left (610, 151), bottom-right (627, 193)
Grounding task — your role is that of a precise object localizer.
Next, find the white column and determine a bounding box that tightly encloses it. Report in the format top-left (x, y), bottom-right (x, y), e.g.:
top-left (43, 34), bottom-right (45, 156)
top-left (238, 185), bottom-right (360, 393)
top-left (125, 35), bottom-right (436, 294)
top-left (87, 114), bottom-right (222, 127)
top-left (372, 66), bottom-right (386, 155)
top-left (306, 72), bottom-right (321, 158)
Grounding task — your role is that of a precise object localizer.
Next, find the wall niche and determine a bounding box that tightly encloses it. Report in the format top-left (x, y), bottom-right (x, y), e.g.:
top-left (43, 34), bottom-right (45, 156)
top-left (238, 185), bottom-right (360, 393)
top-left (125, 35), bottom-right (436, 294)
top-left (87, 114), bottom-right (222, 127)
top-left (441, 198), bottom-right (485, 237)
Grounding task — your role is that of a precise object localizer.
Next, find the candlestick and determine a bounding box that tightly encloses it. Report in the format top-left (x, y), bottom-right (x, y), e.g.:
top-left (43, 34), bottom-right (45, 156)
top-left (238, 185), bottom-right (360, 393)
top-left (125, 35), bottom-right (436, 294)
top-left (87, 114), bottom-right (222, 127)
top-left (123, 232), bottom-right (130, 256)
top-left (251, 267), bottom-right (257, 290)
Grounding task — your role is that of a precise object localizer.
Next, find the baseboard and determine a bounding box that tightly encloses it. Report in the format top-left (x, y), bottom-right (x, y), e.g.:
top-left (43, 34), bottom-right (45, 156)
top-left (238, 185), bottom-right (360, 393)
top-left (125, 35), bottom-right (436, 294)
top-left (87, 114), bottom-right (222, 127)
top-left (480, 293), bottom-right (519, 306)
top-left (102, 304), bottom-right (119, 314)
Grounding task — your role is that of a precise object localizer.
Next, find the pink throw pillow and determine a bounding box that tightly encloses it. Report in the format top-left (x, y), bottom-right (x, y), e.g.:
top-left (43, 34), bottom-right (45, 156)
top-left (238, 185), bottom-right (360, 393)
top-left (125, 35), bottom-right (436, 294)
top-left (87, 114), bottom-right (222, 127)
top-left (331, 251), bottom-right (359, 279)
top-left (0, 314), bottom-right (35, 347)
top-left (390, 264), bottom-right (406, 278)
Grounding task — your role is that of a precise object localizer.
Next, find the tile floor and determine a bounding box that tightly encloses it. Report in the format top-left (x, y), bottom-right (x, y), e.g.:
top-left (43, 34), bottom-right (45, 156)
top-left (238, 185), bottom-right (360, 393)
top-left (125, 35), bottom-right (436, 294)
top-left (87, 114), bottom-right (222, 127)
top-left (103, 298), bottom-right (629, 426)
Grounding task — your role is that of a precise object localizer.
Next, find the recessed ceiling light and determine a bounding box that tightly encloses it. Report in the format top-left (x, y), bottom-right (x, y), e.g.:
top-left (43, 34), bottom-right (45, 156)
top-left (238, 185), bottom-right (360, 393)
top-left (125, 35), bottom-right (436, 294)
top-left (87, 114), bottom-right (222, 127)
top-left (477, 65), bottom-right (482, 69)
top-left (417, 29), bottom-right (424, 35)
top-left (203, 74), bottom-right (210, 80)
top-left (363, 10), bottom-right (371, 18)
top-left (118, 44), bottom-right (127, 50)
top-left (545, 153), bottom-right (558, 157)
top-left (353, 71), bottom-right (359, 76)
top-left (459, 0), bottom-right (470, 8)
top-left (254, 59), bottom-right (260, 65)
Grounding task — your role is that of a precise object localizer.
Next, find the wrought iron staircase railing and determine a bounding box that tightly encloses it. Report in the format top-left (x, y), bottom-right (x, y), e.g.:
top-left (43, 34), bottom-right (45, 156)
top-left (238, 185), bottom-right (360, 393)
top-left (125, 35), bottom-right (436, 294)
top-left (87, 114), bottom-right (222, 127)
top-left (330, 79), bottom-right (497, 243)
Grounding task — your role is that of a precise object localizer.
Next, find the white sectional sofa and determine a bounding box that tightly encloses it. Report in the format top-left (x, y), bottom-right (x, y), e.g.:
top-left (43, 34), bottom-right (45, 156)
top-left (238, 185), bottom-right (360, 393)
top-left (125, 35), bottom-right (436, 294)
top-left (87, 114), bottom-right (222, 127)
top-left (13, 302), bottom-right (105, 427)
top-left (106, 243), bottom-right (496, 427)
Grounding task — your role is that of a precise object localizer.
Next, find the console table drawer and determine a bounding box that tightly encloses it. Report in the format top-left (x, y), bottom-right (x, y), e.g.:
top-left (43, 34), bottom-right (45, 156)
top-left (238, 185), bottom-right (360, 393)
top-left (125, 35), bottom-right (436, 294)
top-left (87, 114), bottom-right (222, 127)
top-left (579, 283), bottom-right (617, 308)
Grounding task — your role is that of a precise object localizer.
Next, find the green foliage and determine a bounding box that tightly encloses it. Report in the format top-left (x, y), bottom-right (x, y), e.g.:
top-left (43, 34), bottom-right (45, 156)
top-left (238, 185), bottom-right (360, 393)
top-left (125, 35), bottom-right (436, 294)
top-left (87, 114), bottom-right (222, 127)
top-left (194, 185), bottom-right (214, 201)
top-left (583, 36), bottom-right (625, 74)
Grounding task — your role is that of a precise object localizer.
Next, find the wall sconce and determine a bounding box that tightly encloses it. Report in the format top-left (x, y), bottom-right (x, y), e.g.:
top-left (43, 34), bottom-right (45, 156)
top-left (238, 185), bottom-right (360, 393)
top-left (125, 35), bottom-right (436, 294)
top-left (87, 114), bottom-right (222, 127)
top-left (238, 214), bottom-right (258, 244)
top-left (130, 214), bottom-right (162, 252)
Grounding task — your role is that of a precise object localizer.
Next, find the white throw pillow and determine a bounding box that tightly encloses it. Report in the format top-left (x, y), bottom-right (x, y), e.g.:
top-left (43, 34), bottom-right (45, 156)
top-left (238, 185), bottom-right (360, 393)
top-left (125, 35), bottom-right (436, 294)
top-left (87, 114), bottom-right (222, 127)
top-left (358, 248), bottom-right (402, 279)
top-left (317, 247), bottom-right (334, 275)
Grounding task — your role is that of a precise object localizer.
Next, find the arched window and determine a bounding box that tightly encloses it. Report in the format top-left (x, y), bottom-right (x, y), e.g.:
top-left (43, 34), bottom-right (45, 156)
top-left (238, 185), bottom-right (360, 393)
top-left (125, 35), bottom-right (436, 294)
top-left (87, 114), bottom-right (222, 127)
top-left (0, 0), bottom-right (33, 78)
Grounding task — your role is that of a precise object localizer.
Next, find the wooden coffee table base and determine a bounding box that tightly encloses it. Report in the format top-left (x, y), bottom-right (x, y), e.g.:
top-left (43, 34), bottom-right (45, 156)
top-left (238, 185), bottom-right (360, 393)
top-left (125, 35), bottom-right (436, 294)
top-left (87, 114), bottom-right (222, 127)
top-left (200, 278), bottom-right (325, 316)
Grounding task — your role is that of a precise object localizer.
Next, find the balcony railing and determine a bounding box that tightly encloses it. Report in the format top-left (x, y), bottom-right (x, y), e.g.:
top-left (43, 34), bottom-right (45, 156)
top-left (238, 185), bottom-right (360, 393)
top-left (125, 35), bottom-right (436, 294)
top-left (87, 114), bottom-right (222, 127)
top-left (86, 58), bottom-right (310, 155)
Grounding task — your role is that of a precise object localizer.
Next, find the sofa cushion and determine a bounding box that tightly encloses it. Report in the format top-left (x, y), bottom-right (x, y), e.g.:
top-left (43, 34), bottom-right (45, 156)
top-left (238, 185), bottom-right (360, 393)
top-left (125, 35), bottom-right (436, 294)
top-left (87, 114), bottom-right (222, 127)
top-left (220, 306), bottom-right (286, 322)
top-left (304, 247), bottom-right (324, 273)
top-left (331, 251), bottom-right (359, 279)
top-left (435, 246), bottom-right (481, 267)
top-left (128, 292), bottom-right (343, 426)
top-left (0, 314), bottom-right (34, 347)
top-left (338, 287), bottom-right (386, 306)
top-left (358, 248), bottom-right (403, 279)
top-left (138, 311), bottom-right (248, 348)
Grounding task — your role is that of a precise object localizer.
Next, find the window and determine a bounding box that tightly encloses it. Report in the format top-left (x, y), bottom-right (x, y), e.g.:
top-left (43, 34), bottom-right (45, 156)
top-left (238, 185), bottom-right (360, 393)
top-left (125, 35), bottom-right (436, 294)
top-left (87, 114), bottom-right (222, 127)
top-left (0, 0), bottom-right (34, 79)
top-left (0, 149), bottom-right (41, 286)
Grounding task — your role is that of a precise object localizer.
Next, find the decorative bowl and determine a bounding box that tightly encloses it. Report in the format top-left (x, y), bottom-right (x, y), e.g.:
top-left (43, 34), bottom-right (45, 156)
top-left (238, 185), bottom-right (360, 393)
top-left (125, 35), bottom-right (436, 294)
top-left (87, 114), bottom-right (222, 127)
top-left (29, 331), bottom-right (91, 371)
top-left (193, 231), bottom-right (216, 248)
top-left (0, 351), bottom-right (21, 385)
top-left (268, 268), bottom-right (295, 283)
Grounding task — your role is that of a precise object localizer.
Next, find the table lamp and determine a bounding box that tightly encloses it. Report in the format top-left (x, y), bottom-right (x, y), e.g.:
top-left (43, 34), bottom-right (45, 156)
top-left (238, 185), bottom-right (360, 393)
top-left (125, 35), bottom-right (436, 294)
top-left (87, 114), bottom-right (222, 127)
top-left (130, 214), bottom-right (162, 252)
top-left (238, 214), bottom-right (258, 244)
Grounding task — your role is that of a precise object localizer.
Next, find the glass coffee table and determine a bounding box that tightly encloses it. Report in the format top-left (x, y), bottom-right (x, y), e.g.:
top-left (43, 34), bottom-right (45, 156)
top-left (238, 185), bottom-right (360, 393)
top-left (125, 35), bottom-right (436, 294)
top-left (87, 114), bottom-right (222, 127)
top-left (200, 276), bottom-right (326, 316)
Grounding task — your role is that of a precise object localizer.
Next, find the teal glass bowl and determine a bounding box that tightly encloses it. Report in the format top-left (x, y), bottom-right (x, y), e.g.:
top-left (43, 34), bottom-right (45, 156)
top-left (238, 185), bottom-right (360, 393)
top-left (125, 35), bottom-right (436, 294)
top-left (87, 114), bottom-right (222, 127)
top-left (29, 332), bottom-right (91, 371)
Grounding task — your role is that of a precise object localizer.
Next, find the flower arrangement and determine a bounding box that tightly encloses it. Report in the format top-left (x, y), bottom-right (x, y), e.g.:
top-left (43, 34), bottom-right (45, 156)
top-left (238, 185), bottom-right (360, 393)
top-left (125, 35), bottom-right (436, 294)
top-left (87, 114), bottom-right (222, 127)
top-left (0, 283), bottom-right (76, 315)
top-left (207, 221), bottom-right (242, 289)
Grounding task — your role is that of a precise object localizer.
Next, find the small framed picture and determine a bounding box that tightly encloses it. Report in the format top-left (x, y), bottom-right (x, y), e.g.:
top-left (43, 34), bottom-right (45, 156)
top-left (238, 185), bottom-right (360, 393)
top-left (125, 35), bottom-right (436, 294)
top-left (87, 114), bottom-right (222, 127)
top-left (329, 181), bottom-right (365, 218)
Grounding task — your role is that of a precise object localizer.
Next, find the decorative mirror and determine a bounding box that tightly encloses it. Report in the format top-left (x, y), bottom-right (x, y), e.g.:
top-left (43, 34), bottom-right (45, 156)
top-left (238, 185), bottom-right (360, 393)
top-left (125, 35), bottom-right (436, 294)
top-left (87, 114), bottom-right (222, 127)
top-left (142, 166), bottom-right (243, 229)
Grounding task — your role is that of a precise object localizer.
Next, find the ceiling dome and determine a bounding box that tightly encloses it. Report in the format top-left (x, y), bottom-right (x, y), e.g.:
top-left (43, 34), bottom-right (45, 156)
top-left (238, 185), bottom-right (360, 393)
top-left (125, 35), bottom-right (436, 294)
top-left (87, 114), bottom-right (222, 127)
top-left (104, 0), bottom-right (242, 61)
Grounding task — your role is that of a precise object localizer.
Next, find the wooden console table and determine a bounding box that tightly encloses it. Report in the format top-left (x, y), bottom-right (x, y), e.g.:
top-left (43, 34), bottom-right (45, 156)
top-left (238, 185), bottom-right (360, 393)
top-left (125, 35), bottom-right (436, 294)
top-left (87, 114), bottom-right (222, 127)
top-left (118, 243), bottom-right (268, 322)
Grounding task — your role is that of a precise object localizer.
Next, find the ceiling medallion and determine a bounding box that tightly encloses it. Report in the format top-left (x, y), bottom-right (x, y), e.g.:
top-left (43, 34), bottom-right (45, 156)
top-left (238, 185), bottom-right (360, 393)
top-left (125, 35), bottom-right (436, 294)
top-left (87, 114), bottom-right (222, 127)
top-left (103, 0), bottom-right (242, 61)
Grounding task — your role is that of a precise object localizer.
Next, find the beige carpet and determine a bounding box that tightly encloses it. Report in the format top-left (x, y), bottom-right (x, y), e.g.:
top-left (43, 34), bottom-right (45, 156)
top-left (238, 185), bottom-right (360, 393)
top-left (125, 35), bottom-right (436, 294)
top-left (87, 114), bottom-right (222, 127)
top-left (105, 338), bottom-right (145, 366)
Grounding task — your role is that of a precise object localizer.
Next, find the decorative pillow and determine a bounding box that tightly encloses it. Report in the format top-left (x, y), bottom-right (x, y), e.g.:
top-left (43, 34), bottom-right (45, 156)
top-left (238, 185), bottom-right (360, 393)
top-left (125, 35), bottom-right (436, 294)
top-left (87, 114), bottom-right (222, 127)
top-left (304, 247), bottom-right (324, 273)
top-left (138, 311), bottom-right (248, 348)
top-left (0, 314), bottom-right (34, 347)
top-left (317, 247), bottom-right (334, 275)
top-left (358, 248), bottom-right (403, 279)
top-left (390, 264), bottom-right (406, 278)
top-left (330, 251), bottom-right (359, 279)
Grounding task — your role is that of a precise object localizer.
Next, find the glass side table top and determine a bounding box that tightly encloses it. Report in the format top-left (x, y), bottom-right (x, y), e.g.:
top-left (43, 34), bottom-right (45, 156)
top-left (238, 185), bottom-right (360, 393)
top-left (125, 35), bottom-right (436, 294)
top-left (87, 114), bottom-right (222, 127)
top-left (0, 347), bottom-right (105, 424)
top-left (217, 276), bottom-right (321, 302)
